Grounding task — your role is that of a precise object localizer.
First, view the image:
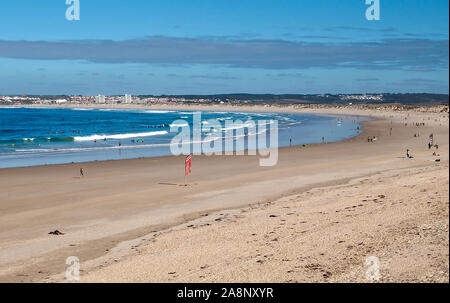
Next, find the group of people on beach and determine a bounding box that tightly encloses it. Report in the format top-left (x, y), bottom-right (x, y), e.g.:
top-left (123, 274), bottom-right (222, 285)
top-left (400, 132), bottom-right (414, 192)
top-left (428, 142), bottom-right (439, 150)
top-left (429, 140), bottom-right (440, 158)
top-left (367, 136), bottom-right (377, 142)
top-left (406, 132), bottom-right (441, 160)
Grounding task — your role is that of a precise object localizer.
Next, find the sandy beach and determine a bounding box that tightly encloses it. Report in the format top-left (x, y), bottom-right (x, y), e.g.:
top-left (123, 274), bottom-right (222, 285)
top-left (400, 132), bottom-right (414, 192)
top-left (0, 105), bottom-right (448, 283)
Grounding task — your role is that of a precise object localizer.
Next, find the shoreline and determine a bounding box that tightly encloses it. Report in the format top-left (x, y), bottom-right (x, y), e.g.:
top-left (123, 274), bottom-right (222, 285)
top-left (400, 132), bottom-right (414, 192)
top-left (0, 105), bottom-right (369, 169)
top-left (0, 104), bottom-right (448, 282)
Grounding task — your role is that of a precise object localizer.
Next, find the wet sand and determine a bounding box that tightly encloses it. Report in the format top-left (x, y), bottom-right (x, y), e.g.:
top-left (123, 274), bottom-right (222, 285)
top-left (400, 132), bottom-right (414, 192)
top-left (0, 105), bottom-right (448, 282)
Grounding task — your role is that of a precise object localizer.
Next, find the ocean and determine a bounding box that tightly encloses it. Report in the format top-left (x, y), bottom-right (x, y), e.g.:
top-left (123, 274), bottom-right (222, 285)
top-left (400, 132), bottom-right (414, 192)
top-left (0, 107), bottom-right (367, 168)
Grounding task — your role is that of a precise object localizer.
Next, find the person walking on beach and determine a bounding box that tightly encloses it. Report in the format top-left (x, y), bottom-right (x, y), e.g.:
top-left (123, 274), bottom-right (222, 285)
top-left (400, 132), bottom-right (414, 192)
top-left (406, 149), bottom-right (412, 159)
top-left (322, 136), bottom-right (325, 143)
top-left (80, 168), bottom-right (84, 178)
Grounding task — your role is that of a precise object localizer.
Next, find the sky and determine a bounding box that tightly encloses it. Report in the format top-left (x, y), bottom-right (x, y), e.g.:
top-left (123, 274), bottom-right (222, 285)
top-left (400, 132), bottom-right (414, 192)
top-left (0, 0), bottom-right (448, 95)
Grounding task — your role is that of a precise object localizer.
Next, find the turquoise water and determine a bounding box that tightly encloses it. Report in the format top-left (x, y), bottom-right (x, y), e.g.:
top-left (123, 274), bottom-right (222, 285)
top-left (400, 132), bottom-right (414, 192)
top-left (0, 107), bottom-right (367, 168)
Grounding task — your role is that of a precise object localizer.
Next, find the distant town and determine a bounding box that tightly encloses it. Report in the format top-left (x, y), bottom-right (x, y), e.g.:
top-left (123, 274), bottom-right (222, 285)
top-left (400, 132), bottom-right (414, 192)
top-left (0, 93), bottom-right (448, 106)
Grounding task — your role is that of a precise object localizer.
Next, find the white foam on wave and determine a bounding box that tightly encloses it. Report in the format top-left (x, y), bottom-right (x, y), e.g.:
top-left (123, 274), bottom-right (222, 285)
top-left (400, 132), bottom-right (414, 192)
top-left (74, 131), bottom-right (168, 141)
top-left (71, 108), bottom-right (92, 111)
top-left (221, 122), bottom-right (256, 131)
top-left (14, 130), bottom-right (271, 155)
top-left (217, 116), bottom-right (233, 121)
top-left (97, 108), bottom-right (122, 112)
top-left (169, 123), bottom-right (189, 127)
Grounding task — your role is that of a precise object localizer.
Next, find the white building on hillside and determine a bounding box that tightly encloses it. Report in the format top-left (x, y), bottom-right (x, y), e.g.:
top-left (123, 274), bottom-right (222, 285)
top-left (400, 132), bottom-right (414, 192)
top-left (122, 94), bottom-right (132, 103)
top-left (95, 95), bottom-right (106, 104)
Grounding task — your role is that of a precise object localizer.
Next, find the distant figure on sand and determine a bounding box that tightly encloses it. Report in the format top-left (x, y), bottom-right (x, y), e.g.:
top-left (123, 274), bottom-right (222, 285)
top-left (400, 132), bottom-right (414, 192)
top-left (322, 136), bottom-right (325, 143)
top-left (49, 230), bottom-right (65, 236)
top-left (80, 168), bottom-right (84, 177)
top-left (406, 149), bottom-right (412, 159)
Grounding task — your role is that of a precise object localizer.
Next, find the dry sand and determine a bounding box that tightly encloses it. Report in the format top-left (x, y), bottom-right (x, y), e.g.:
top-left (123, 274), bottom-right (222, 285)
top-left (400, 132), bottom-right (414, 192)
top-left (0, 105), bottom-right (448, 282)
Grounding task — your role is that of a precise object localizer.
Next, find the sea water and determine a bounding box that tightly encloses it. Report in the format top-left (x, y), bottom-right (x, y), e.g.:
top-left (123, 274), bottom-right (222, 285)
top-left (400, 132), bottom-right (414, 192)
top-left (0, 107), bottom-right (368, 168)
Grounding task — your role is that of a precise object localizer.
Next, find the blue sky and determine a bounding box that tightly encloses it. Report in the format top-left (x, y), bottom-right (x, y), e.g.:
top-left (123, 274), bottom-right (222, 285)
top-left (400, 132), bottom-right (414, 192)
top-left (0, 0), bottom-right (448, 95)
